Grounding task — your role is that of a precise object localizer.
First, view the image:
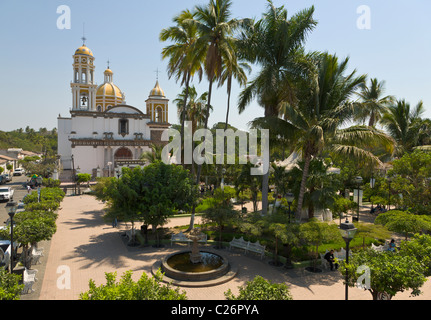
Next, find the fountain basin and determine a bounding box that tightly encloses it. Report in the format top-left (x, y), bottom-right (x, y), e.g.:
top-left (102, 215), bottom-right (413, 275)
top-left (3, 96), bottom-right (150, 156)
top-left (161, 250), bottom-right (229, 282)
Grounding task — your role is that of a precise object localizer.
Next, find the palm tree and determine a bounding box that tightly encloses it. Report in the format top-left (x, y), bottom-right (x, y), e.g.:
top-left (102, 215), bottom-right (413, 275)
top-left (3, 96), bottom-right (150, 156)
top-left (174, 85), bottom-right (210, 135)
top-left (237, 1), bottom-right (317, 215)
top-left (140, 143), bottom-right (163, 163)
top-left (381, 99), bottom-right (425, 156)
top-left (354, 78), bottom-right (394, 127)
top-left (219, 45), bottom-right (251, 130)
top-left (160, 9), bottom-right (204, 165)
top-left (184, 0), bottom-right (241, 230)
top-left (253, 52), bottom-right (394, 221)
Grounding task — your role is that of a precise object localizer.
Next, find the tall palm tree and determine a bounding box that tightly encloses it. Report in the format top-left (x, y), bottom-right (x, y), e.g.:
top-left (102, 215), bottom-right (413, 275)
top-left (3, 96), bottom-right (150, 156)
top-left (253, 52), bottom-right (394, 221)
top-left (237, 1), bottom-right (317, 215)
top-left (160, 9), bottom-right (204, 165)
top-left (184, 0), bottom-right (240, 230)
top-left (381, 99), bottom-right (425, 156)
top-left (354, 78), bottom-right (394, 127)
top-left (219, 45), bottom-right (251, 130)
top-left (174, 85), bottom-right (210, 135)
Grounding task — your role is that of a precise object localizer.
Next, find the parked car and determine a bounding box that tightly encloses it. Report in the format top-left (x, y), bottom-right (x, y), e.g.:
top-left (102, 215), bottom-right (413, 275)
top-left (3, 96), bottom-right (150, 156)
top-left (4, 173), bottom-right (12, 182)
top-left (13, 168), bottom-right (25, 176)
top-left (0, 187), bottom-right (14, 201)
top-left (0, 175), bottom-right (5, 185)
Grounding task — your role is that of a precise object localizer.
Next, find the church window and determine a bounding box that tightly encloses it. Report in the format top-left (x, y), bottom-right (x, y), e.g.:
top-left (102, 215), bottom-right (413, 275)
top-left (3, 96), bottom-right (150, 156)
top-left (80, 93), bottom-right (88, 108)
top-left (119, 119), bottom-right (129, 137)
top-left (156, 107), bottom-right (163, 123)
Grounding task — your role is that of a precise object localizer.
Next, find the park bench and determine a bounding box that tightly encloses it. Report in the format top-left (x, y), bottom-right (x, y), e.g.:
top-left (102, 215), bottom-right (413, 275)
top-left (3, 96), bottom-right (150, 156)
top-left (229, 237), bottom-right (266, 260)
top-left (125, 228), bottom-right (136, 243)
top-left (246, 240), bottom-right (266, 259)
top-left (170, 231), bottom-right (191, 246)
top-left (170, 231), bottom-right (208, 246)
top-left (371, 243), bottom-right (389, 252)
top-left (320, 248), bottom-right (349, 270)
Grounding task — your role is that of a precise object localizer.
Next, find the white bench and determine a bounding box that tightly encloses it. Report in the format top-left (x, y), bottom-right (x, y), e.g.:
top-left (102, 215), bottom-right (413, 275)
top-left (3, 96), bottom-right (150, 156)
top-left (22, 268), bottom-right (38, 294)
top-left (371, 243), bottom-right (390, 252)
top-left (125, 229), bottom-right (137, 243)
top-left (229, 236), bottom-right (248, 251)
top-left (229, 237), bottom-right (266, 259)
top-left (171, 231), bottom-right (191, 246)
top-left (320, 248), bottom-right (349, 270)
top-left (247, 240), bottom-right (266, 259)
top-left (170, 231), bottom-right (208, 246)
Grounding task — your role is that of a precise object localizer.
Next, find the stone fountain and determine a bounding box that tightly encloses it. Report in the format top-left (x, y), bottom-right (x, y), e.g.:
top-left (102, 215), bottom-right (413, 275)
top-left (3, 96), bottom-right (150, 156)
top-left (188, 228), bottom-right (206, 263)
top-left (154, 228), bottom-right (237, 287)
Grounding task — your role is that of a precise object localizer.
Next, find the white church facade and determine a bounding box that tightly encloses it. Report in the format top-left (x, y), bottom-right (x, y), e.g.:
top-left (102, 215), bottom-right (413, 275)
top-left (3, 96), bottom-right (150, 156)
top-left (58, 42), bottom-right (170, 178)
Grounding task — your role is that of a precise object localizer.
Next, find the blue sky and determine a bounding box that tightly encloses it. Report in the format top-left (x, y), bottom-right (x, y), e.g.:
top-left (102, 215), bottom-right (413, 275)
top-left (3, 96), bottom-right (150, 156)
top-left (0, 0), bottom-right (430, 132)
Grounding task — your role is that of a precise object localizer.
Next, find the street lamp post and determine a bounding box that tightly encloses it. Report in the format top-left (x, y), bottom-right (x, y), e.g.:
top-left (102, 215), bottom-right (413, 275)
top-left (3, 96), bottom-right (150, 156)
top-left (353, 176), bottom-right (363, 222)
top-left (6, 200), bottom-right (17, 273)
top-left (339, 218), bottom-right (357, 300)
top-left (107, 162), bottom-right (112, 177)
top-left (387, 175), bottom-right (392, 211)
top-left (285, 192), bottom-right (294, 223)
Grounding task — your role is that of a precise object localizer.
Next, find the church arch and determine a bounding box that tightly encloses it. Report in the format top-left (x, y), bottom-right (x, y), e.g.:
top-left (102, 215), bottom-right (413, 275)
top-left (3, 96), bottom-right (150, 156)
top-left (114, 147), bottom-right (133, 160)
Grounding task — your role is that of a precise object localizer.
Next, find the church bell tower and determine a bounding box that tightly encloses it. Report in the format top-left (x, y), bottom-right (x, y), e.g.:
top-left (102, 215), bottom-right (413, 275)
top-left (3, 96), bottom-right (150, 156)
top-left (71, 38), bottom-right (97, 111)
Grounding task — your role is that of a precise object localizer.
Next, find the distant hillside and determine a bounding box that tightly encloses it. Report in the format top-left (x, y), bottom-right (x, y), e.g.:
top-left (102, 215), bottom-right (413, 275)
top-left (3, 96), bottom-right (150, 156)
top-left (0, 127), bottom-right (57, 155)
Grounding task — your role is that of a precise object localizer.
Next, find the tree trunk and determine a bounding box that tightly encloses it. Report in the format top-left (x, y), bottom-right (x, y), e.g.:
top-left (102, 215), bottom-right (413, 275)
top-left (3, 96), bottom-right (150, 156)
top-left (180, 72), bottom-right (191, 167)
top-left (296, 152), bottom-right (311, 221)
top-left (261, 171), bottom-right (269, 215)
top-left (224, 77), bottom-right (232, 131)
top-left (188, 78), bottom-right (214, 232)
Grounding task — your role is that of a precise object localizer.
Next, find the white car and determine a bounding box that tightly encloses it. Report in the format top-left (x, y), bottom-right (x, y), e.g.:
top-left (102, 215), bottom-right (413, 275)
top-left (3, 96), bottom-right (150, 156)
top-left (13, 168), bottom-right (25, 176)
top-left (0, 187), bottom-right (14, 201)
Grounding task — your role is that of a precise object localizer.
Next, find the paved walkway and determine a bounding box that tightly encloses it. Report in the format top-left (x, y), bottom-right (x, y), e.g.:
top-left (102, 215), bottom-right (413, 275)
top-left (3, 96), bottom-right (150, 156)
top-left (31, 195), bottom-right (431, 300)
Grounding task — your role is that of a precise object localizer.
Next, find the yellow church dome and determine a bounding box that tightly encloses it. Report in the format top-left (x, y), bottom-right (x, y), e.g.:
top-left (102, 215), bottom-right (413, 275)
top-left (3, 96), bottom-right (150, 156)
top-left (96, 82), bottom-right (123, 99)
top-left (149, 81), bottom-right (165, 97)
top-left (75, 45), bottom-right (94, 57)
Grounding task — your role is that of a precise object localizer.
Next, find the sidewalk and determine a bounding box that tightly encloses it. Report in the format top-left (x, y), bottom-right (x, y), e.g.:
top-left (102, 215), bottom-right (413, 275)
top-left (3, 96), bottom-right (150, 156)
top-left (34, 194), bottom-right (430, 300)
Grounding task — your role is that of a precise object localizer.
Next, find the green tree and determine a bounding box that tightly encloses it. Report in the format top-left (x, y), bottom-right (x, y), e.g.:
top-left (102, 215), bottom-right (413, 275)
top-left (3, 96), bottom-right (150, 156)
top-left (375, 210), bottom-right (431, 240)
top-left (257, 53), bottom-right (393, 220)
top-left (102, 163), bottom-right (198, 247)
top-left (299, 218), bottom-right (342, 271)
top-left (381, 99), bottom-right (425, 156)
top-left (79, 269), bottom-right (187, 300)
top-left (400, 234), bottom-right (431, 276)
top-left (354, 78), bottom-right (394, 127)
top-left (0, 269), bottom-right (24, 300)
top-left (340, 248), bottom-right (427, 300)
top-left (237, 1), bottom-right (317, 215)
top-left (202, 188), bottom-right (239, 248)
top-left (388, 150), bottom-right (431, 214)
top-left (12, 210), bottom-right (57, 268)
top-left (187, 0), bottom-right (243, 230)
top-left (225, 275), bottom-right (292, 300)
top-left (160, 9), bottom-right (203, 166)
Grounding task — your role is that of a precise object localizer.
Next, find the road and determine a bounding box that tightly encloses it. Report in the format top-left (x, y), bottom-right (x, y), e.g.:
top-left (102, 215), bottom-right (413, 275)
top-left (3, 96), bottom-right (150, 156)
top-left (0, 173), bottom-right (30, 226)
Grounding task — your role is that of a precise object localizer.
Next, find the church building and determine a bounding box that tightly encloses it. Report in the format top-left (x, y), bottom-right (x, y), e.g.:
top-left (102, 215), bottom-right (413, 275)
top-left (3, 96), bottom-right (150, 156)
top-left (57, 42), bottom-right (170, 178)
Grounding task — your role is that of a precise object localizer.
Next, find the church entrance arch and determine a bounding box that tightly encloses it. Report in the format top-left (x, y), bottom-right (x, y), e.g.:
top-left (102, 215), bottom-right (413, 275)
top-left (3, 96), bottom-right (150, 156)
top-left (114, 147), bottom-right (133, 161)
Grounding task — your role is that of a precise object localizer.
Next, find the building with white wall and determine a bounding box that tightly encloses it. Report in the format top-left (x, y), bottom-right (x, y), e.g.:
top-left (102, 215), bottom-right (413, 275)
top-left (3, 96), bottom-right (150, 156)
top-left (57, 42), bottom-right (170, 178)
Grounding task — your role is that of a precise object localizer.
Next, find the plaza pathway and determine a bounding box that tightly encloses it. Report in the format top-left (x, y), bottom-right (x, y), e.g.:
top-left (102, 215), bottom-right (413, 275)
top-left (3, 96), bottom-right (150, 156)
top-left (35, 194), bottom-right (431, 300)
